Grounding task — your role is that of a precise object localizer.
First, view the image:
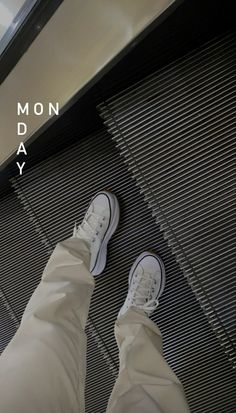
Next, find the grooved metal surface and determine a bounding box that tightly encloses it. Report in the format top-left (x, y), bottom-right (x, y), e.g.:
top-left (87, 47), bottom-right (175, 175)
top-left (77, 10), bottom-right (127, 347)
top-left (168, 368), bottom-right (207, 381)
top-left (11, 130), bottom-right (236, 412)
top-left (0, 300), bottom-right (17, 354)
top-left (99, 31), bottom-right (236, 369)
top-left (0, 193), bottom-right (115, 413)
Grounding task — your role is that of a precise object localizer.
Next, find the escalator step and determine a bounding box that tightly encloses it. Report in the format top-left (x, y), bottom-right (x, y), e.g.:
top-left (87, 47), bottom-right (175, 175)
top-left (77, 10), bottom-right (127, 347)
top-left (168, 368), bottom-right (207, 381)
top-left (10, 129), bottom-right (236, 412)
top-left (99, 30), bottom-right (236, 368)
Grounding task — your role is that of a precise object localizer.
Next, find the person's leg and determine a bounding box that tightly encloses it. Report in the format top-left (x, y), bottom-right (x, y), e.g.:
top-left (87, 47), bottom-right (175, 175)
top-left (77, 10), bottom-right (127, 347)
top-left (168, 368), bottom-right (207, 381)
top-left (106, 252), bottom-right (190, 413)
top-left (0, 191), bottom-right (119, 413)
top-left (0, 237), bottom-right (93, 413)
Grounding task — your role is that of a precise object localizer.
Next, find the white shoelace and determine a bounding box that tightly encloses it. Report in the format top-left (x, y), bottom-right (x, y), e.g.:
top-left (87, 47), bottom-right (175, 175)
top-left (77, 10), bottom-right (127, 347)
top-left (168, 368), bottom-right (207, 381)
top-left (128, 269), bottom-right (159, 313)
top-left (73, 211), bottom-right (104, 243)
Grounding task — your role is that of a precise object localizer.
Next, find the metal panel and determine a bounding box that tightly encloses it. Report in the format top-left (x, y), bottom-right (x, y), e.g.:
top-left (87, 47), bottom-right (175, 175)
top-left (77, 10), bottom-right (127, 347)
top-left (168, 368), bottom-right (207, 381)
top-left (0, 0), bottom-right (177, 167)
top-left (99, 31), bottom-right (236, 367)
top-left (11, 129), bottom-right (236, 412)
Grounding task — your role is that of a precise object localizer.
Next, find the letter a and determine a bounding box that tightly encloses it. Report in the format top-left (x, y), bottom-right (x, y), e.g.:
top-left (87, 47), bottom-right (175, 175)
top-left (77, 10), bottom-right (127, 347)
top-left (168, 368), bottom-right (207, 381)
top-left (17, 142), bottom-right (27, 155)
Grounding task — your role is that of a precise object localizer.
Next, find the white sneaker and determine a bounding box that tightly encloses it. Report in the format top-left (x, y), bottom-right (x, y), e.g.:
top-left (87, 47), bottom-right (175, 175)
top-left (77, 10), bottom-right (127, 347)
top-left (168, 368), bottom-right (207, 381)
top-left (118, 251), bottom-right (166, 317)
top-left (73, 191), bottom-right (120, 275)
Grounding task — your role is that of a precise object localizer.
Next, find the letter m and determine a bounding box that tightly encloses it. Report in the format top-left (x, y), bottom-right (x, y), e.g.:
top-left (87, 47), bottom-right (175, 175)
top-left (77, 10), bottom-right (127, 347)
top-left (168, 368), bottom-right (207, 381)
top-left (17, 102), bottom-right (29, 115)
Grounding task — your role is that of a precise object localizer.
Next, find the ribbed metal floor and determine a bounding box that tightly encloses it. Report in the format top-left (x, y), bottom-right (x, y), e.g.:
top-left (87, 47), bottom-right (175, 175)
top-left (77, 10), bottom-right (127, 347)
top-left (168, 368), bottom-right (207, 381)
top-left (0, 301), bottom-right (17, 354)
top-left (99, 31), bottom-right (236, 368)
top-left (8, 129), bottom-right (236, 412)
top-left (0, 193), bottom-right (115, 413)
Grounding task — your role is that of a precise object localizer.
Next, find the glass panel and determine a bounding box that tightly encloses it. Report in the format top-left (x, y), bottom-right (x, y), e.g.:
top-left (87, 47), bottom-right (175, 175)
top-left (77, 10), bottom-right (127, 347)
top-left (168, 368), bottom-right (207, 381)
top-left (0, 0), bottom-right (37, 55)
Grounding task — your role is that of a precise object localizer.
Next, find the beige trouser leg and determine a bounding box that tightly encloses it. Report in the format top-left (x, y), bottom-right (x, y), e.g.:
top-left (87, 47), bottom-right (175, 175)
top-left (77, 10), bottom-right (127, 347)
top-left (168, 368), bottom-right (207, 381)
top-left (106, 307), bottom-right (190, 413)
top-left (0, 237), bottom-right (94, 413)
top-left (0, 236), bottom-right (189, 413)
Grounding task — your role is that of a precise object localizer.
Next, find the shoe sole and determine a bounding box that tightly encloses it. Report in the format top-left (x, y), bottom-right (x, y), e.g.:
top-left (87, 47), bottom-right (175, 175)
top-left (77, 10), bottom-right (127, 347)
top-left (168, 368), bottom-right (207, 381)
top-left (92, 191), bottom-right (120, 275)
top-left (128, 251), bottom-right (166, 299)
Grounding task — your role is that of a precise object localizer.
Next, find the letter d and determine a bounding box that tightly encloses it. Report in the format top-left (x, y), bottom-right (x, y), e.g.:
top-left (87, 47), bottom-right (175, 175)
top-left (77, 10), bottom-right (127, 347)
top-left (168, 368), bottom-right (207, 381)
top-left (17, 122), bottom-right (27, 135)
